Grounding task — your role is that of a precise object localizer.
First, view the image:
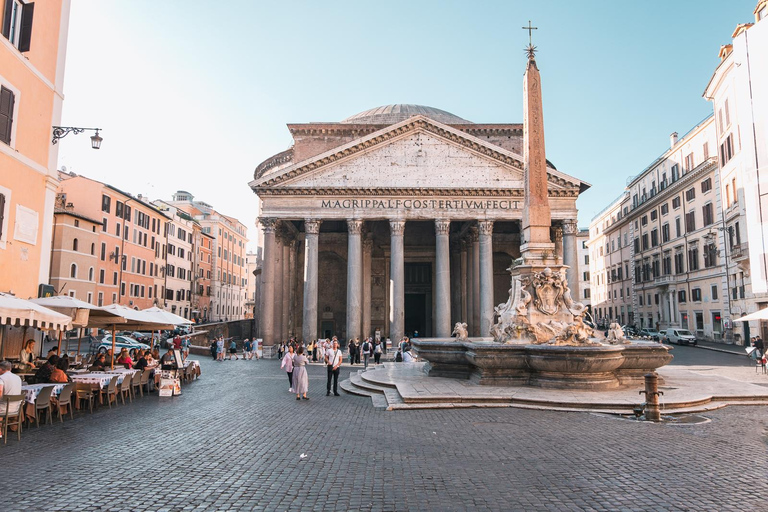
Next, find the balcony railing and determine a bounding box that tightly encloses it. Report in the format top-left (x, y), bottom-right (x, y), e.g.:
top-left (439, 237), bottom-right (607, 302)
top-left (731, 242), bottom-right (749, 260)
top-left (654, 275), bottom-right (674, 285)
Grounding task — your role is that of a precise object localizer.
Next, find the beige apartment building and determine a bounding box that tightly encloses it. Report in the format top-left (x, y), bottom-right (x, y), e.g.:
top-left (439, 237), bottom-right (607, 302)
top-left (169, 191), bottom-right (249, 322)
top-left (192, 226), bottom-right (213, 323)
top-left (153, 200), bottom-right (194, 319)
top-left (0, 1), bottom-right (71, 298)
top-left (589, 116), bottom-right (731, 341)
top-left (49, 206), bottom-right (99, 304)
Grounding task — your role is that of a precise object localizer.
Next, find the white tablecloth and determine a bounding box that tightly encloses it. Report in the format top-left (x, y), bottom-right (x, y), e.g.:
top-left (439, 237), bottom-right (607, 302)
top-left (93, 368), bottom-right (140, 377)
top-left (71, 373), bottom-right (125, 388)
top-left (20, 383), bottom-right (66, 404)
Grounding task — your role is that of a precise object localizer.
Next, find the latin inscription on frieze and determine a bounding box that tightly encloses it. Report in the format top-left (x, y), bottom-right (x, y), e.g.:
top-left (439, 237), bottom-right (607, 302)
top-left (320, 199), bottom-right (521, 211)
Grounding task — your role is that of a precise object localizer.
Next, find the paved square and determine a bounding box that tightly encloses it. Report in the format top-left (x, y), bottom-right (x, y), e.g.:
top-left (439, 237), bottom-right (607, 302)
top-left (1, 352), bottom-right (766, 511)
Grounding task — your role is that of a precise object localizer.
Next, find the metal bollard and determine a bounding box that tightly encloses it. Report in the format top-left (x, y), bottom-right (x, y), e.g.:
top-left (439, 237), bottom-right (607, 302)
top-left (639, 372), bottom-right (664, 422)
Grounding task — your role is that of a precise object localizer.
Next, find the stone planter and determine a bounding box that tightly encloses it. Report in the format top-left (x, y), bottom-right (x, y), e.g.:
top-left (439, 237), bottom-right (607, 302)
top-left (526, 345), bottom-right (626, 390)
top-left (411, 339), bottom-right (470, 379)
top-left (616, 342), bottom-right (674, 385)
top-left (464, 342), bottom-right (529, 385)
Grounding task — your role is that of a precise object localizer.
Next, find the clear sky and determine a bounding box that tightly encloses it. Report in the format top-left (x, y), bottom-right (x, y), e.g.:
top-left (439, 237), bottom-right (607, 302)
top-left (57, 0), bottom-right (758, 249)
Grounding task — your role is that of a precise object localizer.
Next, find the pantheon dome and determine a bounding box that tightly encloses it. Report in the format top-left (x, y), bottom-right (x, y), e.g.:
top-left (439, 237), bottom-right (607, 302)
top-left (341, 104), bottom-right (471, 125)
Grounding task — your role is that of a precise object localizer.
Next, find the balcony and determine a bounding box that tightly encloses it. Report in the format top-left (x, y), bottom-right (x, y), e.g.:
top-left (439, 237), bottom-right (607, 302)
top-left (731, 242), bottom-right (749, 262)
top-left (654, 275), bottom-right (675, 285)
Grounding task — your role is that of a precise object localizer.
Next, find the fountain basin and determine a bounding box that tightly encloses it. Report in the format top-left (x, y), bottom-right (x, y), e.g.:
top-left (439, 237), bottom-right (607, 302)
top-left (526, 344), bottom-right (626, 390)
top-left (411, 339), bottom-right (471, 379)
top-left (616, 342), bottom-right (674, 384)
top-left (464, 342), bottom-right (528, 385)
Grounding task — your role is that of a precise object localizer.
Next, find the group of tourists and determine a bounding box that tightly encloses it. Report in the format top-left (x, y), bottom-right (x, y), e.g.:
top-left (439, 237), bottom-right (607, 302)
top-left (281, 338), bottom-right (344, 400)
top-left (209, 337), bottom-right (259, 361)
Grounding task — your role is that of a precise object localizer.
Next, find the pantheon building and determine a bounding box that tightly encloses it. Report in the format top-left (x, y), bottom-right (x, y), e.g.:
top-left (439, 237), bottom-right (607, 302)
top-left (250, 104), bottom-right (589, 347)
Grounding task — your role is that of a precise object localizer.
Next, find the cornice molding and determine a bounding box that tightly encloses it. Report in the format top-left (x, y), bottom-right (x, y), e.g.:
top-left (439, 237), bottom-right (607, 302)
top-left (253, 187), bottom-right (578, 198)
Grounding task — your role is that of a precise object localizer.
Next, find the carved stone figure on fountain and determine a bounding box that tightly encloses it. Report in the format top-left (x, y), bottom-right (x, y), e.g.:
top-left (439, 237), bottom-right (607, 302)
top-left (606, 322), bottom-right (627, 344)
top-left (452, 322), bottom-right (469, 341)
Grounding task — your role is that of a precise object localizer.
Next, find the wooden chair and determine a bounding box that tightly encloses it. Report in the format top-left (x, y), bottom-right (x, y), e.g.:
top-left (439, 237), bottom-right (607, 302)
top-left (1, 394), bottom-right (25, 443)
top-left (75, 383), bottom-right (96, 414)
top-left (33, 385), bottom-right (54, 427)
top-left (100, 376), bottom-right (119, 408)
top-left (140, 370), bottom-right (151, 394)
top-left (119, 374), bottom-right (132, 404)
top-left (131, 371), bottom-right (143, 398)
top-left (56, 383), bottom-right (75, 422)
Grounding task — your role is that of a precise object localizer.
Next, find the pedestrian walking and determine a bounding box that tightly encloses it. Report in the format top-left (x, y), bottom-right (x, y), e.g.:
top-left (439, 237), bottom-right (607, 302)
top-left (374, 339), bottom-right (382, 365)
top-left (243, 339), bottom-right (253, 360)
top-left (216, 337), bottom-right (225, 361)
top-left (362, 338), bottom-right (372, 369)
top-left (227, 339), bottom-right (239, 360)
top-left (348, 338), bottom-right (356, 365)
top-left (277, 342), bottom-right (284, 360)
top-left (281, 345), bottom-right (295, 393)
top-left (209, 340), bottom-right (217, 361)
top-left (293, 346), bottom-right (309, 400)
top-left (354, 338), bottom-right (361, 364)
top-left (326, 339), bottom-right (342, 396)
top-left (181, 336), bottom-right (191, 361)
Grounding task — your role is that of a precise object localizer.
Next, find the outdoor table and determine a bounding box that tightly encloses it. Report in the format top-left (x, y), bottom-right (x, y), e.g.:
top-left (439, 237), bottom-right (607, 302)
top-left (95, 368), bottom-right (139, 377)
top-left (71, 373), bottom-right (125, 389)
top-left (20, 383), bottom-right (66, 421)
top-left (68, 368), bottom-right (89, 375)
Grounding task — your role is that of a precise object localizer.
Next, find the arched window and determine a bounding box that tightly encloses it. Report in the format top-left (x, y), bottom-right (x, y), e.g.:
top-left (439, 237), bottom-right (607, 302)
top-left (70, 263), bottom-right (77, 278)
top-left (88, 267), bottom-right (94, 282)
top-left (72, 238), bottom-right (79, 251)
top-left (90, 243), bottom-right (95, 255)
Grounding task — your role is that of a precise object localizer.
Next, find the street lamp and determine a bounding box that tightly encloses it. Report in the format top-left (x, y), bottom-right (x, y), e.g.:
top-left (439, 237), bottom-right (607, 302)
top-left (51, 126), bottom-right (103, 149)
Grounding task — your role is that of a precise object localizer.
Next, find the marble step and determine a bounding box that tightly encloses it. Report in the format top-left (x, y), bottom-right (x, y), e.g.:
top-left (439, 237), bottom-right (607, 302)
top-left (350, 372), bottom-right (391, 395)
top-left (339, 378), bottom-right (389, 410)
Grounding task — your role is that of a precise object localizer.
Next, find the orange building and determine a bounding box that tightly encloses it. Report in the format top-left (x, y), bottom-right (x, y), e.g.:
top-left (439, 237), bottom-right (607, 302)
top-left (0, 1), bottom-right (72, 298)
top-left (49, 204), bottom-right (100, 304)
top-left (56, 172), bottom-right (169, 309)
top-left (193, 225), bottom-right (213, 322)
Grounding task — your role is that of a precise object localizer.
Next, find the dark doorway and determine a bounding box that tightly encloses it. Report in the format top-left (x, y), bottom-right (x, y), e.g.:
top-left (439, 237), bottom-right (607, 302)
top-left (405, 293), bottom-right (427, 337)
top-left (404, 262), bottom-right (432, 337)
top-left (321, 321), bottom-right (335, 340)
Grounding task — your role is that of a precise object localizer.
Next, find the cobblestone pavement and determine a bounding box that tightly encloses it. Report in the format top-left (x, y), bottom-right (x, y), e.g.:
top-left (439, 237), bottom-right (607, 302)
top-left (2, 355), bottom-right (767, 511)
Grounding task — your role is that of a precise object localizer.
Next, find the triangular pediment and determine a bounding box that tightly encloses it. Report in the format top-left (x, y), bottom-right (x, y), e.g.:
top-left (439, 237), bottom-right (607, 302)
top-left (249, 116), bottom-right (586, 196)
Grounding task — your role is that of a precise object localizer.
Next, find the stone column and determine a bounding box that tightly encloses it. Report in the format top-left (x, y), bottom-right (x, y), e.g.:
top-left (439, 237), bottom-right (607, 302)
top-left (470, 227), bottom-right (481, 337)
top-left (273, 232), bottom-right (284, 343)
top-left (478, 220), bottom-right (494, 338)
top-left (346, 219), bottom-right (363, 343)
top-left (562, 220), bottom-right (579, 290)
top-left (553, 225), bottom-right (564, 265)
top-left (435, 220), bottom-right (451, 338)
top-left (450, 240), bottom-right (461, 327)
top-left (389, 220), bottom-right (405, 344)
top-left (465, 235), bottom-right (475, 335)
top-left (258, 218), bottom-right (277, 346)
top-left (460, 240), bottom-right (468, 325)
top-left (302, 219), bottom-right (321, 344)
top-left (281, 239), bottom-right (291, 340)
top-left (287, 240), bottom-right (297, 337)
top-left (362, 234), bottom-right (373, 340)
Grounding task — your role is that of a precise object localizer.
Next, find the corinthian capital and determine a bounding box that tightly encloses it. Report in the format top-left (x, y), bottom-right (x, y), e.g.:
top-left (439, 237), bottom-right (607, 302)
top-left (435, 219), bottom-right (451, 236)
top-left (562, 220), bottom-right (579, 235)
top-left (477, 220), bottom-right (494, 236)
top-left (389, 219), bottom-right (406, 236)
top-left (304, 218), bottom-right (322, 235)
top-left (347, 219), bottom-right (364, 235)
top-left (259, 217), bottom-right (278, 234)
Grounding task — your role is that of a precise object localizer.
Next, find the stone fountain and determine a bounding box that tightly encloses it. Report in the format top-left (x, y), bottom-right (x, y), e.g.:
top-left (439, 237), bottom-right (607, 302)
top-left (412, 48), bottom-right (672, 390)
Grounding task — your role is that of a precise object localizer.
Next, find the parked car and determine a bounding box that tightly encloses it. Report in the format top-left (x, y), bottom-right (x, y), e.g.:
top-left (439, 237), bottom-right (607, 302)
top-left (664, 328), bottom-right (698, 346)
top-left (622, 326), bottom-right (639, 338)
top-left (638, 328), bottom-right (662, 341)
top-left (118, 331), bottom-right (152, 342)
top-left (91, 335), bottom-right (150, 356)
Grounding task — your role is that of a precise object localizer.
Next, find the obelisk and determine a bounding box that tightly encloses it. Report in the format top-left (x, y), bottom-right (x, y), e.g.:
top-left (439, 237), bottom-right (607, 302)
top-left (520, 48), bottom-right (554, 263)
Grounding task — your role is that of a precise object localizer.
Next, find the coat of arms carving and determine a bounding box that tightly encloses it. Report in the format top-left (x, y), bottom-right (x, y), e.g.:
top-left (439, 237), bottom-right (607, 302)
top-left (532, 268), bottom-right (563, 316)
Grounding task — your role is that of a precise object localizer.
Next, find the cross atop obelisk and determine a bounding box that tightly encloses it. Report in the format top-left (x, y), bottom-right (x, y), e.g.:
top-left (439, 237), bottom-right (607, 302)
top-left (521, 23), bottom-right (554, 262)
top-left (522, 20), bottom-right (538, 60)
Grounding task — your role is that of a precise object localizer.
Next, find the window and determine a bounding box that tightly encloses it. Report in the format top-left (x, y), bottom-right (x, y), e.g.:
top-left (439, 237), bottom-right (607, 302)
top-left (703, 243), bottom-right (717, 268)
top-left (688, 246), bottom-right (699, 271)
top-left (113, 272), bottom-right (118, 285)
top-left (650, 210), bottom-right (657, 221)
top-left (685, 153), bottom-right (694, 171)
top-left (99, 269), bottom-right (105, 284)
top-left (661, 203), bottom-right (669, 215)
top-left (685, 211), bottom-right (696, 233)
top-left (662, 254), bottom-right (671, 275)
top-left (98, 292), bottom-right (103, 307)
top-left (720, 133), bottom-right (734, 164)
top-left (725, 184), bottom-right (731, 208)
top-left (662, 223), bottom-right (670, 243)
top-left (702, 203), bottom-right (714, 227)
top-left (641, 215), bottom-right (648, 226)
top-left (671, 164), bottom-right (679, 182)
top-left (701, 178), bottom-right (712, 193)
top-left (101, 194), bottom-right (111, 214)
top-left (691, 288), bottom-right (702, 302)
top-left (72, 238), bottom-right (78, 251)
top-left (0, 85), bottom-right (15, 145)
top-left (674, 253), bottom-right (684, 277)
top-left (70, 263), bottom-right (77, 278)
top-left (711, 285), bottom-right (719, 301)
top-left (90, 242), bottom-right (94, 255)
top-left (685, 188), bottom-right (696, 201)
top-left (115, 223), bottom-right (121, 237)
top-left (116, 201), bottom-right (123, 218)
top-left (102, 218), bottom-right (107, 232)
top-left (678, 290), bottom-right (686, 303)
top-left (1, 0), bottom-right (33, 52)
top-left (88, 267), bottom-right (94, 282)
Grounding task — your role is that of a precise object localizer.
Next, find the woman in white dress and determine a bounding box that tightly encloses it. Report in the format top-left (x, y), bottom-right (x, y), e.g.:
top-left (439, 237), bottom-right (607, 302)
top-left (281, 345), bottom-right (294, 393)
top-left (292, 346), bottom-right (309, 400)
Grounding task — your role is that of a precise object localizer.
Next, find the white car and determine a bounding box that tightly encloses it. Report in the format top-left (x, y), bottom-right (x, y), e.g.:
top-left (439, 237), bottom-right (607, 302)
top-left (93, 335), bottom-right (150, 356)
top-left (664, 328), bottom-right (698, 346)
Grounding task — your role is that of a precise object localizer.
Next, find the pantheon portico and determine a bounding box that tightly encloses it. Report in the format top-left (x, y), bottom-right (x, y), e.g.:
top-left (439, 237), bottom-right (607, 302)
top-left (250, 105), bottom-right (589, 346)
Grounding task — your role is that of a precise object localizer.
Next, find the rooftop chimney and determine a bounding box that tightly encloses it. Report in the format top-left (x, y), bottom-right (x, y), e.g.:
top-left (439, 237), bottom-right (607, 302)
top-left (670, 132), bottom-right (679, 148)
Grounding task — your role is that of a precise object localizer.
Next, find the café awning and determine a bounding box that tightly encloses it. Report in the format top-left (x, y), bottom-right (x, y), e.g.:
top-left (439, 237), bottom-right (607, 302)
top-left (30, 296), bottom-right (125, 328)
top-left (734, 309), bottom-right (768, 322)
top-left (98, 304), bottom-right (175, 330)
top-left (0, 292), bottom-right (73, 331)
top-left (141, 306), bottom-right (193, 326)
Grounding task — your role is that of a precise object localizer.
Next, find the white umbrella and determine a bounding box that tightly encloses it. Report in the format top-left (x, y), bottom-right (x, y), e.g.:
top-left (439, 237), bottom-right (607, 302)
top-left (141, 306), bottom-right (193, 326)
top-left (0, 292), bottom-right (72, 331)
top-left (98, 304), bottom-right (175, 369)
top-left (734, 309), bottom-right (768, 322)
